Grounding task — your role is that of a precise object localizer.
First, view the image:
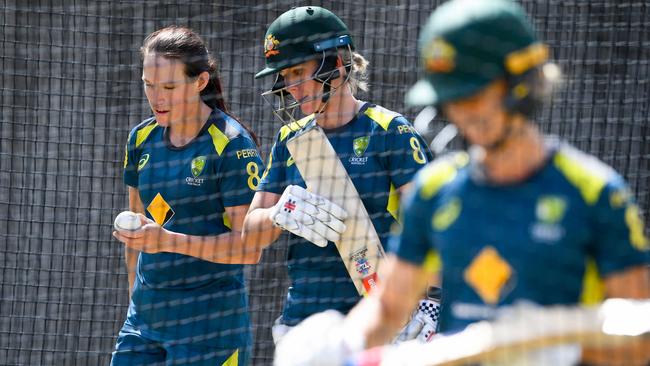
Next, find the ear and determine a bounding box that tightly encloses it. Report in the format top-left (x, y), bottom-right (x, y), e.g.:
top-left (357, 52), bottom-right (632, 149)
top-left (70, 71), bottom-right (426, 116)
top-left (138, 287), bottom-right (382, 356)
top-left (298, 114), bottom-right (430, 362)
top-left (196, 71), bottom-right (210, 92)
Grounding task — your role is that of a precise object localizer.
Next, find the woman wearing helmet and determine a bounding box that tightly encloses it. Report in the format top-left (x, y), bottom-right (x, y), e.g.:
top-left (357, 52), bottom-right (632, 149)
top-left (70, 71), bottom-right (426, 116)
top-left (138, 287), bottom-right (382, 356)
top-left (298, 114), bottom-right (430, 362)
top-left (274, 1), bottom-right (649, 365)
top-left (242, 6), bottom-right (433, 343)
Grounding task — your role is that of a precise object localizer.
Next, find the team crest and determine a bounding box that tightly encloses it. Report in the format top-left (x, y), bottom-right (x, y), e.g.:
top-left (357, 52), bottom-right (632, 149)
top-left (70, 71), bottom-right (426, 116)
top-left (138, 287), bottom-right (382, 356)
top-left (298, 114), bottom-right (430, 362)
top-left (137, 154), bottom-right (150, 171)
top-left (422, 38), bottom-right (456, 73)
top-left (264, 34), bottom-right (280, 58)
top-left (191, 156), bottom-right (206, 178)
top-left (353, 136), bottom-right (370, 157)
top-left (535, 195), bottom-right (567, 224)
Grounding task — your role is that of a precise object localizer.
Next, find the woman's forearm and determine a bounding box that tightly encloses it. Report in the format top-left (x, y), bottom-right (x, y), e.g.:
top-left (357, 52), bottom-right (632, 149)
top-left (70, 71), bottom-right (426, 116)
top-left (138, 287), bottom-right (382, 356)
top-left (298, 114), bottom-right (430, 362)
top-left (162, 229), bottom-right (263, 264)
top-left (241, 207), bottom-right (284, 249)
top-left (125, 248), bottom-right (139, 297)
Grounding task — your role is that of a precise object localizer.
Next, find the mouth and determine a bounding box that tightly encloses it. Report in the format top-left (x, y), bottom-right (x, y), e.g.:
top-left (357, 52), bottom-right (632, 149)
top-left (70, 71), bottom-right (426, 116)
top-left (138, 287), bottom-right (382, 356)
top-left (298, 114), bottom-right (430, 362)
top-left (154, 109), bottom-right (169, 115)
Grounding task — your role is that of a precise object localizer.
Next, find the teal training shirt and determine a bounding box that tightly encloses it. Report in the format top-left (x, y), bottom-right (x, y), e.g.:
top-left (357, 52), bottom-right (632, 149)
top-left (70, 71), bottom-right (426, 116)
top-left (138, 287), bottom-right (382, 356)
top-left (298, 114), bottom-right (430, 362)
top-left (390, 141), bottom-right (650, 332)
top-left (257, 103), bottom-right (432, 326)
top-left (122, 108), bottom-right (262, 348)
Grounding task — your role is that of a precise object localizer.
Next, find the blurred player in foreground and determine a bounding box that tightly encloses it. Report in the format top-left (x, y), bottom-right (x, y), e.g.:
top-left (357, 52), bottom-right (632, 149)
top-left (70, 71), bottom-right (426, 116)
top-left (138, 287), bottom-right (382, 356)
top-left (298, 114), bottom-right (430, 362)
top-left (241, 6), bottom-right (434, 344)
top-left (275, 0), bottom-right (650, 365)
top-left (111, 26), bottom-right (262, 365)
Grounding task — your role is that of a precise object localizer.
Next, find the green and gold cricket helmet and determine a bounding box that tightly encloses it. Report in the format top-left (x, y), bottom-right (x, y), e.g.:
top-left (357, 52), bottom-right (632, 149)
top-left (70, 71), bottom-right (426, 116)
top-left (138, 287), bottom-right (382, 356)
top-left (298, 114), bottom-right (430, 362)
top-left (406, 0), bottom-right (548, 106)
top-left (254, 6), bottom-right (355, 79)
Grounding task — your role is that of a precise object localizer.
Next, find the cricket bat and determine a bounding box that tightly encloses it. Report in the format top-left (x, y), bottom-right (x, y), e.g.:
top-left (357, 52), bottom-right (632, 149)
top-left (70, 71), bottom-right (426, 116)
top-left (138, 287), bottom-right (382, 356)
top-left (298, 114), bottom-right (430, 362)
top-left (353, 299), bottom-right (650, 366)
top-left (286, 123), bottom-right (385, 296)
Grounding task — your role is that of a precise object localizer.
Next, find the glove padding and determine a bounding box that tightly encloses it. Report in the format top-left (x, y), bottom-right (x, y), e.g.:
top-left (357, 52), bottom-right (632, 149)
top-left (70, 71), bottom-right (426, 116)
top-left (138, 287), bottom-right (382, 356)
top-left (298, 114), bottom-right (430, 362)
top-left (270, 185), bottom-right (348, 247)
top-left (394, 296), bottom-right (441, 343)
top-left (274, 310), bottom-right (363, 366)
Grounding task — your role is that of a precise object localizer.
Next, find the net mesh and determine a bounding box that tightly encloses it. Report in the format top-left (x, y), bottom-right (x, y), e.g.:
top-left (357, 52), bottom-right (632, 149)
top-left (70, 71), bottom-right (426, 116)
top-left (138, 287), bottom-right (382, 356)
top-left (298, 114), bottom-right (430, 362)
top-left (1, 1), bottom-right (648, 365)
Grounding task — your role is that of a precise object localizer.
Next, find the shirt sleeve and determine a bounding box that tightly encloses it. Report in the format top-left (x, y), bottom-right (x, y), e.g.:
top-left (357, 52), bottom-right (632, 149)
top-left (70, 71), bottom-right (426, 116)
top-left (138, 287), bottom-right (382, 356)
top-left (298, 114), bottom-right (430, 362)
top-left (123, 128), bottom-right (139, 188)
top-left (589, 175), bottom-right (650, 276)
top-left (218, 136), bottom-right (264, 207)
top-left (256, 137), bottom-right (289, 195)
top-left (388, 172), bottom-right (436, 266)
top-left (383, 117), bottom-right (431, 188)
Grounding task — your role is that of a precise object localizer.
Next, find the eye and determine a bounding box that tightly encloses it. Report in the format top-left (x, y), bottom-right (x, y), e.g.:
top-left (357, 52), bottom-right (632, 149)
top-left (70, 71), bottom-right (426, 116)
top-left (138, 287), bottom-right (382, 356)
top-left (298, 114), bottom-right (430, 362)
top-left (163, 85), bottom-right (176, 90)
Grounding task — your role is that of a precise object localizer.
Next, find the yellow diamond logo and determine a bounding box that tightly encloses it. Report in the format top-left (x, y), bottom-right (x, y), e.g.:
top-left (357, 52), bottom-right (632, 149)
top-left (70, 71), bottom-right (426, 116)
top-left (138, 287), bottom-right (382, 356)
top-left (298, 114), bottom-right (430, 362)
top-left (147, 193), bottom-right (174, 226)
top-left (464, 246), bottom-right (513, 305)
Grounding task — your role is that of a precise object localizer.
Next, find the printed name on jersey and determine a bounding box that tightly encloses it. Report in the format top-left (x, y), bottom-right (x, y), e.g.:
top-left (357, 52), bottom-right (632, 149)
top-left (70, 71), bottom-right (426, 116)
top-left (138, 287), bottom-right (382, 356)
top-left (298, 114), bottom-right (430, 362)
top-left (138, 154), bottom-right (150, 171)
top-left (186, 156), bottom-right (207, 186)
top-left (530, 195), bottom-right (567, 242)
top-left (397, 125), bottom-right (415, 134)
top-left (236, 149), bottom-right (259, 159)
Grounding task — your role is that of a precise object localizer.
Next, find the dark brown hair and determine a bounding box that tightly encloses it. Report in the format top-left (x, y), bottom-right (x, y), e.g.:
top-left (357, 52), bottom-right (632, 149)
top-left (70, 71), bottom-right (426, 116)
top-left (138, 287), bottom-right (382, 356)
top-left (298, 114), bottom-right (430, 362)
top-left (141, 26), bottom-right (259, 146)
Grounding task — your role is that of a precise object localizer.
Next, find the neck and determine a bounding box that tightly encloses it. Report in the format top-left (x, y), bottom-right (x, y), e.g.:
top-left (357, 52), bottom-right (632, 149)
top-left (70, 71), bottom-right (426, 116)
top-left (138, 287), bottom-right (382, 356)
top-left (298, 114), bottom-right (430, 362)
top-left (168, 103), bottom-right (213, 146)
top-left (314, 86), bottom-right (361, 129)
top-left (477, 116), bottom-right (547, 184)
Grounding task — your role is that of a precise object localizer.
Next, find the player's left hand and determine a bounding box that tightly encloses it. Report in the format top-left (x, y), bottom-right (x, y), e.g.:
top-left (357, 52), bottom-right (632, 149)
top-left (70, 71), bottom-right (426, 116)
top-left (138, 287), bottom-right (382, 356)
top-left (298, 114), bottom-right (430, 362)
top-left (274, 310), bottom-right (364, 366)
top-left (270, 185), bottom-right (348, 247)
top-left (112, 215), bottom-right (169, 254)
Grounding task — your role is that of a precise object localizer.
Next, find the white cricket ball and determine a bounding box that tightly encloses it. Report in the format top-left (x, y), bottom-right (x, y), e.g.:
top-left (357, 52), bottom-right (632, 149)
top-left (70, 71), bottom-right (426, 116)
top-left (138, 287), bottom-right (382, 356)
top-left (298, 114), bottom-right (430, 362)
top-left (114, 211), bottom-right (142, 231)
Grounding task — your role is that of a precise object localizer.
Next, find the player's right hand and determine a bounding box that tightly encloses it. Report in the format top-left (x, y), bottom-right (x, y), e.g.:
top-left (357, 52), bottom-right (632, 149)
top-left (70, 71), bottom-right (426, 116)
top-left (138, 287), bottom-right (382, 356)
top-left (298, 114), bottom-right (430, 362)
top-left (269, 185), bottom-right (348, 247)
top-left (394, 287), bottom-right (442, 343)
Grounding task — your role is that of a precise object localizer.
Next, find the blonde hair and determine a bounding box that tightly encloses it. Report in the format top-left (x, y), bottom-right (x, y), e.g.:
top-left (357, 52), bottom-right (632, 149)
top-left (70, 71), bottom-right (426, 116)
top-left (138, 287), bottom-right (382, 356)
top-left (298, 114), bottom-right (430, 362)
top-left (341, 49), bottom-right (369, 94)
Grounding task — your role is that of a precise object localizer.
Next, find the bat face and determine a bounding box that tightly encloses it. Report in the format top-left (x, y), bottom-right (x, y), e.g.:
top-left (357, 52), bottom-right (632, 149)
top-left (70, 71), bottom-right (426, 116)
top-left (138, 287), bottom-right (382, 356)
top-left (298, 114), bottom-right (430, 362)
top-left (286, 124), bottom-right (385, 296)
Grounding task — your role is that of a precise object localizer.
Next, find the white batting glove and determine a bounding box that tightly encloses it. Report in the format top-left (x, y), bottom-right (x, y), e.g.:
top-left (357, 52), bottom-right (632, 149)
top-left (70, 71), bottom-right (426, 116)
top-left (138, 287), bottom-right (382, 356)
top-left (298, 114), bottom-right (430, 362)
top-left (274, 310), bottom-right (363, 366)
top-left (394, 287), bottom-right (442, 343)
top-left (269, 185), bottom-right (348, 247)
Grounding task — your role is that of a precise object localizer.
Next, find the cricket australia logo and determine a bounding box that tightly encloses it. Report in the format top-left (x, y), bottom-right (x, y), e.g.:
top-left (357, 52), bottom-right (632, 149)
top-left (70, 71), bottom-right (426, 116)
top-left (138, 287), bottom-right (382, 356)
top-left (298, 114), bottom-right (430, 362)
top-left (531, 195), bottom-right (567, 243)
top-left (350, 136), bottom-right (370, 165)
top-left (186, 156), bottom-right (206, 186)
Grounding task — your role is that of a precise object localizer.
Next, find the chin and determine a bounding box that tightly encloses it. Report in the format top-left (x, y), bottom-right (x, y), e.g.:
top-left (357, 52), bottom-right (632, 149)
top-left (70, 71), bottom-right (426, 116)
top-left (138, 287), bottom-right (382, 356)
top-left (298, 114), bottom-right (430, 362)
top-left (301, 101), bottom-right (322, 115)
top-left (154, 117), bottom-right (169, 126)
top-left (155, 116), bottom-right (173, 127)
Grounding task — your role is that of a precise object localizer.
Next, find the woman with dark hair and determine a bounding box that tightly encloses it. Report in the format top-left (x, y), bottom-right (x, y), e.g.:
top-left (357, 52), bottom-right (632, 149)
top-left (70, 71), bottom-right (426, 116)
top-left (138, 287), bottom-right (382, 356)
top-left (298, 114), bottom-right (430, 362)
top-left (111, 26), bottom-right (261, 366)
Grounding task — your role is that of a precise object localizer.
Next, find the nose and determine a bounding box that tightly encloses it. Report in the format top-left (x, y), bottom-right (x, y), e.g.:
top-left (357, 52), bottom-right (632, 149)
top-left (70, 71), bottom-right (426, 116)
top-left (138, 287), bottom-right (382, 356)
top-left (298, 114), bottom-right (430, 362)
top-left (286, 83), bottom-right (301, 101)
top-left (150, 88), bottom-right (166, 108)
